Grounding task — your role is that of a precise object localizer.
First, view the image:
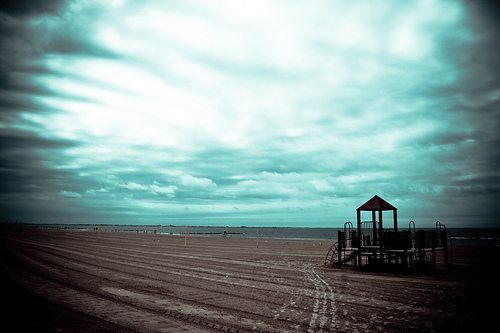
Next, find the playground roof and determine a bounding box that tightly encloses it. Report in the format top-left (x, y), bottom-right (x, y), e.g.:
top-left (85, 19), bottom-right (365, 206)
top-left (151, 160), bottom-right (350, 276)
top-left (357, 195), bottom-right (397, 211)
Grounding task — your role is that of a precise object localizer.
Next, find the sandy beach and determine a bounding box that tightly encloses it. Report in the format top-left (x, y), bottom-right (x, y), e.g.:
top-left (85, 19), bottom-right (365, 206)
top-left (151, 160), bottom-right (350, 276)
top-left (0, 229), bottom-right (497, 333)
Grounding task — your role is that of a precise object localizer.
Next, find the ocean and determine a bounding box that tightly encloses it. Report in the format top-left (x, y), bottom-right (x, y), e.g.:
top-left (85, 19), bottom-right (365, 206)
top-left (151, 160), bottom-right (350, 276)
top-left (14, 223), bottom-right (500, 246)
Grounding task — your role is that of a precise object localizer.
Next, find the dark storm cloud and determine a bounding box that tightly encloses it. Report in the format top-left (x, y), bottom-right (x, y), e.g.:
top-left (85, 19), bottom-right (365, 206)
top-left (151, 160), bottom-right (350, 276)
top-left (0, 0), bottom-right (121, 221)
top-left (0, 0), bottom-right (118, 114)
top-left (0, 128), bottom-right (85, 222)
top-left (0, 0), bottom-right (116, 59)
top-left (0, 0), bottom-right (66, 17)
top-left (0, 129), bottom-right (78, 192)
top-left (461, 1), bottom-right (500, 90)
top-left (0, 129), bottom-right (75, 149)
top-left (437, 1), bottom-right (500, 208)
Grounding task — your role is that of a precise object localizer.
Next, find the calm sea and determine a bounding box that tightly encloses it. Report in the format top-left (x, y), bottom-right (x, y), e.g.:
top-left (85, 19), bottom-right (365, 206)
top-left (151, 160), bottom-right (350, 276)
top-left (17, 224), bottom-right (500, 246)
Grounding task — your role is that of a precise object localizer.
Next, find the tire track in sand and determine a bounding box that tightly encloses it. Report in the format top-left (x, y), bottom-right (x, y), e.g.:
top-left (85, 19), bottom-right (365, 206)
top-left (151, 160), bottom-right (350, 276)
top-left (305, 266), bottom-right (337, 332)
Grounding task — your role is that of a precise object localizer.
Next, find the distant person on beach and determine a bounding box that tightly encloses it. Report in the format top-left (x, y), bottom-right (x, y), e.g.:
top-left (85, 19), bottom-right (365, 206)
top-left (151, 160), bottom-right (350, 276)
top-left (223, 230), bottom-right (227, 237)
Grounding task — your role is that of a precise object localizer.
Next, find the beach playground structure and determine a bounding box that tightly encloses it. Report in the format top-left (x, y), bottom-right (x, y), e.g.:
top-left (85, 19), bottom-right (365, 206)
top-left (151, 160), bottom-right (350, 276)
top-left (325, 195), bottom-right (452, 270)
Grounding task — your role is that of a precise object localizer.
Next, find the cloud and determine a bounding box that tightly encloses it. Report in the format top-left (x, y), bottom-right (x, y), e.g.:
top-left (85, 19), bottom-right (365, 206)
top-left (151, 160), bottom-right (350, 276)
top-left (119, 182), bottom-right (177, 197)
top-left (85, 187), bottom-right (108, 195)
top-left (150, 184), bottom-right (177, 197)
top-left (120, 182), bottom-right (148, 191)
top-left (59, 190), bottom-right (82, 198)
top-left (179, 175), bottom-right (216, 188)
top-left (0, 0), bottom-right (118, 125)
top-left (0, 0), bottom-right (499, 226)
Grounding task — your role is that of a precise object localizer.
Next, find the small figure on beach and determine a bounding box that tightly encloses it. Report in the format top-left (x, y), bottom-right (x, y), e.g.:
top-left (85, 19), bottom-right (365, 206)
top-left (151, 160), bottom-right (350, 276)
top-left (223, 230), bottom-right (227, 237)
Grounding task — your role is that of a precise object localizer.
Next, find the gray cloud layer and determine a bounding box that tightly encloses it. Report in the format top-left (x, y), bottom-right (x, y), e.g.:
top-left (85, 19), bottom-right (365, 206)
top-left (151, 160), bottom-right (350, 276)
top-left (1, 0), bottom-right (499, 227)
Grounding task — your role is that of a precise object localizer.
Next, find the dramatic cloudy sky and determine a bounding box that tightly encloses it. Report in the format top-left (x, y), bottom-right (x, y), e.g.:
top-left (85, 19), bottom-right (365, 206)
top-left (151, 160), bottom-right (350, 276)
top-left (1, 0), bottom-right (499, 227)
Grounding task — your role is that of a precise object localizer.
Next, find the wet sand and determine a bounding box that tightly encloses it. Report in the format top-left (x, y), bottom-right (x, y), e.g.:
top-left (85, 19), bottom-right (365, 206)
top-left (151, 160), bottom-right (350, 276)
top-left (0, 229), bottom-right (497, 332)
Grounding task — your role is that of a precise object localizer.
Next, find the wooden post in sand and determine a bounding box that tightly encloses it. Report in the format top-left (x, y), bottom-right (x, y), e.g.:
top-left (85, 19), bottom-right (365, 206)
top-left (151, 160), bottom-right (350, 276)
top-left (256, 228), bottom-right (260, 248)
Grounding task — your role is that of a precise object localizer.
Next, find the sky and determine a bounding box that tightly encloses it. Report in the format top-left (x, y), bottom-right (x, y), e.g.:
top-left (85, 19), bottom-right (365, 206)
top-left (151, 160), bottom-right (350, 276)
top-left (1, 0), bottom-right (499, 227)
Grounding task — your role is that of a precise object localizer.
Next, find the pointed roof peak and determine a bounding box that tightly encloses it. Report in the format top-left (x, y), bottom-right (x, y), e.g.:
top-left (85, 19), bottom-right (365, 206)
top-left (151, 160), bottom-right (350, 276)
top-left (357, 195), bottom-right (397, 211)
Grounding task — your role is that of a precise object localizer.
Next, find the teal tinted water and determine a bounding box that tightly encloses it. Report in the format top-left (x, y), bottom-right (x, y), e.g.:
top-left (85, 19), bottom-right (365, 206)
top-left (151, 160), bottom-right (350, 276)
top-left (20, 224), bottom-right (500, 246)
